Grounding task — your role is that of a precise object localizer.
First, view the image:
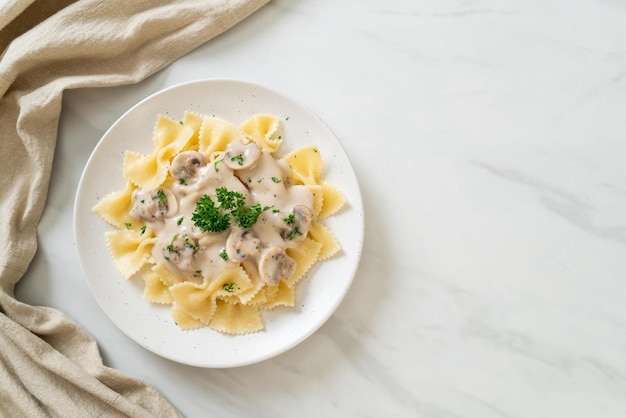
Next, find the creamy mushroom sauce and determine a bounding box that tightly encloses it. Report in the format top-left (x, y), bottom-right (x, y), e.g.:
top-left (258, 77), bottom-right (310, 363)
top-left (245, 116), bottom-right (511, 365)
top-left (129, 139), bottom-right (314, 286)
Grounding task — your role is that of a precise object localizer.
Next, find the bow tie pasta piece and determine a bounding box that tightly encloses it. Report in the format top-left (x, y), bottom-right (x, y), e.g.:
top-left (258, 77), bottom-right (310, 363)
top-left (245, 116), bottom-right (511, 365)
top-left (150, 261), bottom-right (185, 287)
top-left (152, 114), bottom-right (195, 149)
top-left (93, 181), bottom-right (136, 229)
top-left (142, 268), bottom-right (174, 305)
top-left (305, 184), bottom-right (323, 218)
top-left (240, 114), bottom-right (282, 153)
top-left (198, 115), bottom-right (245, 156)
top-left (235, 261), bottom-right (294, 309)
top-left (283, 146), bottom-right (323, 186)
top-left (307, 222), bottom-right (341, 262)
top-left (208, 300), bottom-right (264, 335)
top-left (105, 229), bottom-right (157, 279)
top-left (180, 111), bottom-right (204, 151)
top-left (122, 150), bottom-right (143, 182)
top-left (318, 182), bottom-right (346, 219)
top-left (257, 280), bottom-right (295, 310)
top-left (244, 282), bottom-right (280, 307)
top-left (284, 237), bottom-right (322, 288)
top-left (169, 265), bottom-right (253, 325)
top-left (295, 181), bottom-right (345, 220)
top-left (171, 304), bottom-right (205, 330)
top-left (125, 115), bottom-right (194, 190)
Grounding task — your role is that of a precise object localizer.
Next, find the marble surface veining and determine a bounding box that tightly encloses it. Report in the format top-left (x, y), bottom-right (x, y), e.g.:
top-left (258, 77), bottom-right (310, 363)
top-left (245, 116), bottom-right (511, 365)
top-left (16, 0), bottom-right (626, 417)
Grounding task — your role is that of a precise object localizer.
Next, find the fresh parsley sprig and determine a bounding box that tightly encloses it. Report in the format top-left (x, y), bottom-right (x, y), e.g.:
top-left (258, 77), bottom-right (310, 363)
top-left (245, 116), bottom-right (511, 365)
top-left (191, 194), bottom-right (231, 232)
top-left (192, 187), bottom-right (268, 232)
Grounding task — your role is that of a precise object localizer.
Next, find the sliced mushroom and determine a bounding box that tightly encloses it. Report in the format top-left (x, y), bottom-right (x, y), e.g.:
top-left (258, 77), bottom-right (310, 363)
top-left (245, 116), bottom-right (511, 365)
top-left (130, 188), bottom-right (178, 220)
top-left (162, 233), bottom-right (199, 272)
top-left (281, 205), bottom-right (314, 243)
top-left (258, 247), bottom-right (296, 286)
top-left (225, 228), bottom-right (260, 262)
top-left (223, 139), bottom-right (261, 170)
top-left (170, 151), bottom-right (205, 184)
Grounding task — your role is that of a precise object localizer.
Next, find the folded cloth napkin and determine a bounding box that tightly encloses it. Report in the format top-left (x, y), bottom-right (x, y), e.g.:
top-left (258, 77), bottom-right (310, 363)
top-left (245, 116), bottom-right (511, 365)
top-left (0, 0), bottom-right (268, 416)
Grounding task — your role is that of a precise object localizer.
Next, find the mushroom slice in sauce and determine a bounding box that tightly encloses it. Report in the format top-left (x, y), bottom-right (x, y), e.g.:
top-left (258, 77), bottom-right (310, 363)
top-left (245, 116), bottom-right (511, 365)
top-left (130, 188), bottom-right (178, 221)
top-left (223, 139), bottom-right (261, 170)
top-left (225, 228), bottom-right (261, 262)
top-left (258, 247), bottom-right (296, 286)
top-left (162, 233), bottom-right (199, 272)
top-left (281, 205), bottom-right (314, 243)
top-left (170, 151), bottom-right (205, 184)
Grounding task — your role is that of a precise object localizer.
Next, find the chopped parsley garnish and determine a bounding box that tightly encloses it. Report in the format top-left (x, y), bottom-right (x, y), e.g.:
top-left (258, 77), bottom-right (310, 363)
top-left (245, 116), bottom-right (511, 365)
top-left (179, 178), bottom-right (187, 185)
top-left (287, 228), bottom-right (302, 240)
top-left (283, 214), bottom-right (295, 225)
top-left (179, 121), bottom-right (184, 125)
top-left (140, 225), bottom-right (147, 235)
top-left (222, 282), bottom-right (239, 292)
top-left (184, 236), bottom-right (199, 251)
top-left (271, 177), bottom-right (281, 183)
top-left (124, 222), bottom-right (131, 229)
top-left (177, 216), bottom-right (184, 225)
top-left (219, 249), bottom-right (228, 260)
top-left (156, 189), bottom-right (167, 203)
top-left (166, 234), bottom-right (179, 252)
top-left (214, 158), bottom-right (223, 172)
top-left (230, 154), bottom-right (244, 166)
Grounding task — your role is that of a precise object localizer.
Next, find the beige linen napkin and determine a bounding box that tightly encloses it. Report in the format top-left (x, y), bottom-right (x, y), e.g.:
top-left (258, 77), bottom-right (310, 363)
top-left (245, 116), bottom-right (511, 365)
top-left (0, 0), bottom-right (268, 416)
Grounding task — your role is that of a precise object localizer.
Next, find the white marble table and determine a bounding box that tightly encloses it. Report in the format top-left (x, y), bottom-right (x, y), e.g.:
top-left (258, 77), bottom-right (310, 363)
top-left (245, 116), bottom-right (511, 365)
top-left (15, 1), bottom-right (626, 416)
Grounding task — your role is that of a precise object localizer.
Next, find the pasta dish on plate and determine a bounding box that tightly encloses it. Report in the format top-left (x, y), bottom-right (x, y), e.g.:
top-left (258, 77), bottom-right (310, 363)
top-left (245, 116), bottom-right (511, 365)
top-left (93, 112), bottom-right (345, 334)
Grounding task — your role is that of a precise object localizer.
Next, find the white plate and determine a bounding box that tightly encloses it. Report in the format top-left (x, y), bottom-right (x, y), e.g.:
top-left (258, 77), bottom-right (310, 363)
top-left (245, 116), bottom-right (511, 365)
top-left (74, 79), bottom-right (364, 368)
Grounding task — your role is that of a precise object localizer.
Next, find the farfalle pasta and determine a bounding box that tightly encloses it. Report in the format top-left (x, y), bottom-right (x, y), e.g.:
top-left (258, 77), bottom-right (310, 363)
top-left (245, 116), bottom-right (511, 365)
top-left (93, 112), bottom-right (344, 334)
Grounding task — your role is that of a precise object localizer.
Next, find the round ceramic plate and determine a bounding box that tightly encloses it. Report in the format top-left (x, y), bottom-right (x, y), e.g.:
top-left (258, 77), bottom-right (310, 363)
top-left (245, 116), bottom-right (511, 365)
top-left (74, 79), bottom-right (364, 368)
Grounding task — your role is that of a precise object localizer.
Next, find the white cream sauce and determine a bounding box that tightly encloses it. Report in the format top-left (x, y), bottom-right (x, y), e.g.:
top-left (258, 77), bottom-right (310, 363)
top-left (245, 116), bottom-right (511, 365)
top-left (130, 140), bottom-right (314, 286)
